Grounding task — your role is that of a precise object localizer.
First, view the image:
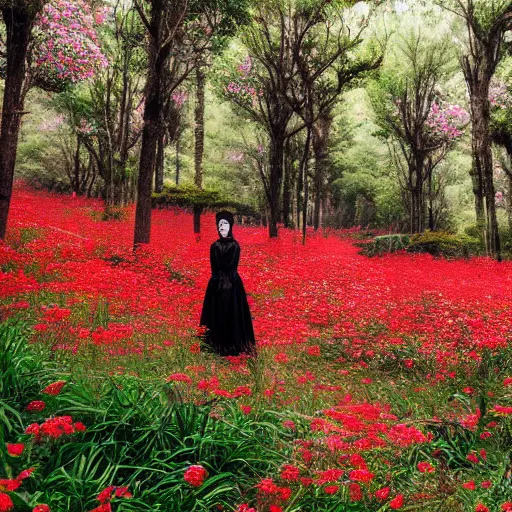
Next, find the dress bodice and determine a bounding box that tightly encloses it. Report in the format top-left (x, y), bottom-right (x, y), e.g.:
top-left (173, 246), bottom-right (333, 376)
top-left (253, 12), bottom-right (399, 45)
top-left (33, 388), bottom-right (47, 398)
top-left (210, 239), bottom-right (240, 275)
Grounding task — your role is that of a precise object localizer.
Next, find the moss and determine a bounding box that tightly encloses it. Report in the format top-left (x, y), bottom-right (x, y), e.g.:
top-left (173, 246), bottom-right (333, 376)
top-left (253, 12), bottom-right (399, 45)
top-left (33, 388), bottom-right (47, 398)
top-left (407, 230), bottom-right (481, 258)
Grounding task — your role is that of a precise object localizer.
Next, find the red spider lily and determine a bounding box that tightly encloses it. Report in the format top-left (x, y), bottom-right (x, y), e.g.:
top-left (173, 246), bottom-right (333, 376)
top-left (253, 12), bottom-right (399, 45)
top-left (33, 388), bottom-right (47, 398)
top-left (41, 380), bottom-right (66, 395)
top-left (6, 444), bottom-right (24, 457)
top-left (375, 487), bottom-right (391, 500)
top-left (184, 465), bottom-right (208, 487)
top-left (33, 505), bottom-right (51, 512)
top-left (26, 401), bottom-right (46, 412)
top-left (389, 494), bottom-right (404, 509)
top-left (417, 462), bottom-right (435, 473)
top-left (0, 493), bottom-right (14, 512)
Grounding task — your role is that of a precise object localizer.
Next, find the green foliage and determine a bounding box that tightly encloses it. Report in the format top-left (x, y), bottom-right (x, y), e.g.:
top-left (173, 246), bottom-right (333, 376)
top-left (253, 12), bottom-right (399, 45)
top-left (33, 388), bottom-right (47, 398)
top-left (360, 233), bottom-right (411, 256)
top-left (152, 184), bottom-right (261, 219)
top-left (407, 230), bottom-right (481, 258)
top-left (0, 323), bottom-right (285, 511)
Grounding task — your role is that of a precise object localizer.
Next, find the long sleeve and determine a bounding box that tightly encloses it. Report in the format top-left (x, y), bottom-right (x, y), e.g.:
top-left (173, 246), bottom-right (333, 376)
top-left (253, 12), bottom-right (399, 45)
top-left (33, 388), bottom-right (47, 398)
top-left (210, 243), bottom-right (218, 273)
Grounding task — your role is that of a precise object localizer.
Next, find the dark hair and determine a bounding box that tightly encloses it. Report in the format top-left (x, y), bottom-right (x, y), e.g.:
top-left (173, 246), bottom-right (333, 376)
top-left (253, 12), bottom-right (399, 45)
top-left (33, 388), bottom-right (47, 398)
top-left (216, 210), bottom-right (234, 226)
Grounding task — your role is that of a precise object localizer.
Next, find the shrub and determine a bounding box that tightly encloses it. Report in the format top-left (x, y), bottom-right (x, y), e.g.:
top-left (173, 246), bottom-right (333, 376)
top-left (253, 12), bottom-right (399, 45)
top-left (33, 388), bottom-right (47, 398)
top-left (152, 185), bottom-right (261, 220)
top-left (360, 234), bottom-right (410, 256)
top-left (407, 230), bottom-right (481, 258)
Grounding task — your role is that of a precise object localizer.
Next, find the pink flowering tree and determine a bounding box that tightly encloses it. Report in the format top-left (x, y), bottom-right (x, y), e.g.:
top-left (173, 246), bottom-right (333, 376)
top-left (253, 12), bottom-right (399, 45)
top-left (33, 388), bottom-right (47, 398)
top-left (369, 35), bottom-right (468, 233)
top-left (49, 2), bottom-right (150, 206)
top-left (0, 0), bottom-right (107, 238)
top-left (490, 78), bottom-right (512, 230)
top-left (29, 0), bottom-right (108, 91)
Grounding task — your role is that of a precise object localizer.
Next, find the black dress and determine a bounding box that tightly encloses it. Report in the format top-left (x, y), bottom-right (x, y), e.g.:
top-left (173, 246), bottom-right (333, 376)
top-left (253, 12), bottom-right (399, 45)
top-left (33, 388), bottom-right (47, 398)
top-left (200, 237), bottom-right (256, 356)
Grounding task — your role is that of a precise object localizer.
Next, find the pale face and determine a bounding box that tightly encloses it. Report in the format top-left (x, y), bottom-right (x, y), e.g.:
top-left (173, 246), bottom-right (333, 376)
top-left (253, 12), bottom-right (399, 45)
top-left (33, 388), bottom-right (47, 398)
top-left (218, 219), bottom-right (230, 238)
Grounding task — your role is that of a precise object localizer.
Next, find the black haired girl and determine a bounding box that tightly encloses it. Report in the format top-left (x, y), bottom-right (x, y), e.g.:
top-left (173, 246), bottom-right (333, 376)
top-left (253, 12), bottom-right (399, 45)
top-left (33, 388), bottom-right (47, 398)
top-left (199, 211), bottom-right (256, 356)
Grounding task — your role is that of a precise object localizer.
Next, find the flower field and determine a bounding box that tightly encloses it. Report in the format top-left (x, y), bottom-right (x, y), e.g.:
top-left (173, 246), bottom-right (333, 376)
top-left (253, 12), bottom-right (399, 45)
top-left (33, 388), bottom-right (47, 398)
top-left (1, 183), bottom-right (512, 512)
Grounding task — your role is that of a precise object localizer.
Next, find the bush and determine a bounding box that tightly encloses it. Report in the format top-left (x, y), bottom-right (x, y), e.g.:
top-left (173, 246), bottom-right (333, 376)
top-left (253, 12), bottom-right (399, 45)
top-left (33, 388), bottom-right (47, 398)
top-left (152, 185), bottom-right (261, 220)
top-left (407, 230), bottom-right (481, 258)
top-left (360, 234), bottom-right (410, 256)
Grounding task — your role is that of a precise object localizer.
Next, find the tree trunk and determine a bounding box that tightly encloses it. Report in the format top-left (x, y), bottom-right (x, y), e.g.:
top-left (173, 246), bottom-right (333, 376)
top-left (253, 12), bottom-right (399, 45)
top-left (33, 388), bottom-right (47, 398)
top-left (508, 173), bottom-right (512, 233)
top-left (427, 168), bottom-right (434, 231)
top-left (312, 113), bottom-right (332, 231)
top-left (155, 132), bottom-right (165, 193)
top-left (73, 136), bottom-right (81, 194)
top-left (301, 127), bottom-right (312, 244)
top-left (134, 26), bottom-right (162, 246)
top-left (0, 6), bottom-right (37, 239)
top-left (194, 62), bottom-right (206, 234)
top-left (283, 138), bottom-right (293, 228)
top-left (175, 135), bottom-right (181, 185)
top-left (470, 92), bottom-right (489, 237)
top-left (296, 150), bottom-right (303, 231)
top-left (471, 87), bottom-right (501, 259)
top-left (268, 132), bottom-right (285, 238)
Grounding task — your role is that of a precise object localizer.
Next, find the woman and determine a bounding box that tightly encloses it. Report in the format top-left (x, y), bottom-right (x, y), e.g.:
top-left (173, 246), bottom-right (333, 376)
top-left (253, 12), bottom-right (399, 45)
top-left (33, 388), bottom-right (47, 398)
top-left (199, 211), bottom-right (256, 356)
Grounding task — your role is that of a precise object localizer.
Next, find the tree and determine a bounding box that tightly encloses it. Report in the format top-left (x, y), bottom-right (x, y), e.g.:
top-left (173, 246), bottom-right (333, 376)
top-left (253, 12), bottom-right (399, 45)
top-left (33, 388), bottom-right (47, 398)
top-left (0, 0), bottom-right (48, 240)
top-left (0, 0), bottom-right (106, 238)
top-left (440, 0), bottom-right (512, 259)
top-left (53, 3), bottom-right (147, 208)
top-left (132, 0), bottom-right (250, 247)
top-left (286, 0), bottom-right (383, 231)
top-left (369, 33), bottom-right (468, 233)
top-left (218, 2), bottom-right (297, 238)
top-left (132, 0), bottom-right (190, 248)
top-left (490, 78), bottom-right (512, 231)
top-left (190, 0), bottom-right (251, 234)
top-left (219, 0), bottom-right (381, 238)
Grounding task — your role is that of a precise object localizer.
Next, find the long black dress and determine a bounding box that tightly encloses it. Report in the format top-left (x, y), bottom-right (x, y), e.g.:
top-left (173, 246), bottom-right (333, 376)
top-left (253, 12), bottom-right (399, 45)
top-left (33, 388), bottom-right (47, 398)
top-left (200, 236), bottom-right (256, 356)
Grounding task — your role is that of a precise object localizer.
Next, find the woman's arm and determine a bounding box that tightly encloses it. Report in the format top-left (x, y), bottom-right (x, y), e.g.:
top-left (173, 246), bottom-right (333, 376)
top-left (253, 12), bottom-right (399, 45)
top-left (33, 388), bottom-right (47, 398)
top-left (210, 243), bottom-right (218, 273)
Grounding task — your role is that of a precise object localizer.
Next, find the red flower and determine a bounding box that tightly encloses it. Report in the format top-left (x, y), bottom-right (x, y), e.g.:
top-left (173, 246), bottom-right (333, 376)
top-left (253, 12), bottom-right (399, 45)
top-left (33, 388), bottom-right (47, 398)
top-left (349, 469), bottom-right (375, 482)
top-left (0, 479), bottom-right (21, 492)
top-left (280, 465), bottom-right (300, 481)
top-left (6, 444), bottom-right (24, 457)
top-left (236, 505), bottom-right (256, 512)
top-left (166, 373), bottom-right (192, 384)
top-left (390, 494), bottom-right (404, 509)
top-left (97, 486), bottom-right (115, 503)
top-left (324, 485), bottom-right (339, 495)
top-left (269, 506), bottom-right (283, 512)
top-left (462, 481), bottom-right (476, 490)
top-left (17, 467), bottom-right (35, 481)
top-left (466, 453), bottom-right (479, 464)
top-left (42, 380), bottom-right (66, 395)
top-left (307, 345), bottom-right (320, 356)
top-left (184, 465), bottom-right (207, 487)
top-left (33, 506), bottom-right (51, 512)
top-left (501, 502), bottom-right (512, 511)
top-left (349, 454), bottom-right (367, 469)
top-left (349, 483), bottom-right (362, 502)
top-left (240, 405), bottom-right (252, 415)
top-left (475, 504), bottom-right (489, 512)
top-left (317, 469), bottom-right (343, 484)
top-left (274, 352), bottom-right (289, 363)
top-left (282, 420), bottom-right (296, 430)
top-left (26, 401), bottom-right (46, 412)
top-left (375, 487), bottom-right (390, 500)
top-left (89, 504), bottom-right (112, 512)
top-left (0, 493), bottom-right (14, 512)
top-left (417, 461), bottom-right (435, 473)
